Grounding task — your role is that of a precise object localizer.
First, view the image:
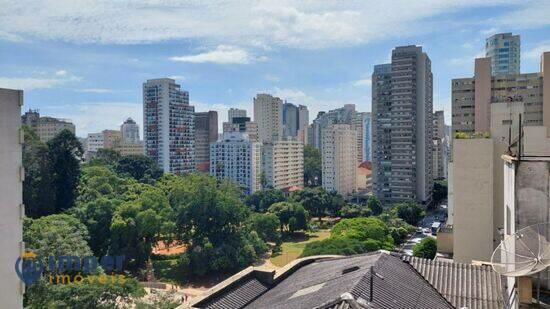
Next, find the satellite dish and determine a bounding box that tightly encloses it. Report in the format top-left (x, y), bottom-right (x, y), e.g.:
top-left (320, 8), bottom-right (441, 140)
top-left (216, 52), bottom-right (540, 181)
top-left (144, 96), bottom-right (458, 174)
top-left (491, 222), bottom-right (550, 277)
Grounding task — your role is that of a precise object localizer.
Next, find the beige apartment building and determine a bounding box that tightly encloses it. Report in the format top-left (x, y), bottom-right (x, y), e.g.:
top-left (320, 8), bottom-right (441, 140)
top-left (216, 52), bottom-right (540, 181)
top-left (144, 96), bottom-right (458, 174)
top-left (114, 142), bottom-right (144, 156)
top-left (450, 51), bottom-right (550, 263)
top-left (21, 109), bottom-right (75, 142)
top-left (0, 88), bottom-right (24, 308)
top-left (223, 119), bottom-right (259, 142)
top-left (253, 93), bottom-right (283, 143)
top-left (262, 140), bottom-right (304, 190)
top-left (322, 124), bottom-right (357, 196)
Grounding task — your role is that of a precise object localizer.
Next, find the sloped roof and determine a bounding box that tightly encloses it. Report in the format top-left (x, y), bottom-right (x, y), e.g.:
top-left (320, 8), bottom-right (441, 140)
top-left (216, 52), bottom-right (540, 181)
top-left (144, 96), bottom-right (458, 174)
top-left (245, 253), bottom-right (452, 309)
top-left (402, 255), bottom-right (505, 309)
top-left (198, 276), bottom-right (269, 309)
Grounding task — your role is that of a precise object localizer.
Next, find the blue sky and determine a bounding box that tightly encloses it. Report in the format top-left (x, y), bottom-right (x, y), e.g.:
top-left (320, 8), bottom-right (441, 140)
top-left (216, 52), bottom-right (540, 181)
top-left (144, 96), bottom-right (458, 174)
top-left (1, 0), bottom-right (549, 137)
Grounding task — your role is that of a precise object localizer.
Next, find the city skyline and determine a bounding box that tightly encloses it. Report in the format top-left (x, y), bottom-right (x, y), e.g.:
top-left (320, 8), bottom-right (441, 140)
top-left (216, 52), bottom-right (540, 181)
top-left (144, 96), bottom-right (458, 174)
top-left (1, 1), bottom-right (549, 136)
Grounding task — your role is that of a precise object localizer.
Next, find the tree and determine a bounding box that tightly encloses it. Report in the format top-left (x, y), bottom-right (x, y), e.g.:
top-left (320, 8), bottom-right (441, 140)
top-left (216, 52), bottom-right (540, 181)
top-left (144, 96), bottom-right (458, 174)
top-left (91, 148), bottom-right (121, 166)
top-left (162, 174), bottom-right (267, 276)
top-left (395, 202), bottom-right (425, 225)
top-left (246, 188), bottom-right (286, 212)
top-left (25, 277), bottom-right (144, 309)
top-left (433, 180), bottom-right (448, 205)
top-left (23, 214), bottom-right (93, 258)
top-left (367, 195), bottom-right (383, 216)
top-left (331, 217), bottom-right (391, 245)
top-left (326, 190), bottom-right (345, 216)
top-left (116, 155), bottom-right (163, 182)
top-left (339, 204), bottom-right (371, 218)
top-left (47, 129), bottom-right (83, 212)
top-left (22, 126), bottom-right (56, 218)
top-left (413, 237), bottom-right (437, 259)
top-left (292, 187), bottom-right (329, 221)
top-left (247, 213), bottom-right (280, 242)
top-left (268, 202), bottom-right (308, 233)
top-left (390, 227), bottom-right (409, 245)
top-left (303, 145), bottom-right (322, 187)
top-left (301, 237), bottom-right (371, 257)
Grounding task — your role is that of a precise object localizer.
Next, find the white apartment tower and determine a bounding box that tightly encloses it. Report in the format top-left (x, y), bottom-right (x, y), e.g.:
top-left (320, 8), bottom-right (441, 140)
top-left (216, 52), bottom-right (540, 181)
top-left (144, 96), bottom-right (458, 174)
top-left (253, 94), bottom-right (283, 143)
top-left (322, 124), bottom-right (357, 196)
top-left (143, 78), bottom-right (195, 174)
top-left (210, 132), bottom-right (262, 194)
top-left (0, 88), bottom-right (24, 308)
top-left (121, 117), bottom-right (140, 143)
top-left (262, 140), bottom-right (304, 190)
top-left (372, 45), bottom-right (434, 205)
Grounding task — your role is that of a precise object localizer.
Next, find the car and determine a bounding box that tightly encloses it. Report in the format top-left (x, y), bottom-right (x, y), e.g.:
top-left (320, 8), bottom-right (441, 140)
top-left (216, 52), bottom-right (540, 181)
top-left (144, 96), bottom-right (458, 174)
top-left (423, 228), bottom-right (431, 234)
top-left (416, 227), bottom-right (423, 234)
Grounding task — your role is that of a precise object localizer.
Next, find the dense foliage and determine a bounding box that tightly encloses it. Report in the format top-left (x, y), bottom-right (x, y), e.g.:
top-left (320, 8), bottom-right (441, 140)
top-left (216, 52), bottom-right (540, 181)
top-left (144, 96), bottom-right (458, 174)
top-left (395, 202), bottom-right (425, 225)
top-left (413, 237), bottom-right (437, 259)
top-left (433, 180), bottom-right (448, 205)
top-left (303, 145), bottom-right (322, 187)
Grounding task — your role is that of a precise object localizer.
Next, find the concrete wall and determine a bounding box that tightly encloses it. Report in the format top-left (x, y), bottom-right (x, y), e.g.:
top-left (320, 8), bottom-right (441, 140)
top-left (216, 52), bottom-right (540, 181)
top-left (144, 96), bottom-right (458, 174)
top-left (474, 58), bottom-right (492, 133)
top-left (452, 138), bottom-right (494, 263)
top-left (0, 88), bottom-right (24, 308)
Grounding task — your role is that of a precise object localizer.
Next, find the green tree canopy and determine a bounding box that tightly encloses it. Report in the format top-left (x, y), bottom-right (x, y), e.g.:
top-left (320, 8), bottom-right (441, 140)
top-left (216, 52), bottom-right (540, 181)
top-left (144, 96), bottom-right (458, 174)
top-left (304, 145), bottom-right (322, 187)
top-left (395, 202), bottom-right (425, 225)
top-left (301, 237), bottom-right (375, 257)
top-left (367, 195), bottom-right (383, 216)
top-left (433, 180), bottom-right (448, 205)
top-left (246, 188), bottom-right (286, 212)
top-left (247, 213), bottom-right (280, 242)
top-left (291, 187), bottom-right (330, 221)
top-left (47, 129), bottom-right (83, 212)
top-left (116, 154), bottom-right (163, 182)
top-left (331, 217), bottom-right (390, 244)
top-left (22, 126), bottom-right (56, 218)
top-left (23, 214), bottom-right (92, 258)
top-left (413, 237), bottom-right (437, 259)
top-left (268, 202), bottom-right (309, 233)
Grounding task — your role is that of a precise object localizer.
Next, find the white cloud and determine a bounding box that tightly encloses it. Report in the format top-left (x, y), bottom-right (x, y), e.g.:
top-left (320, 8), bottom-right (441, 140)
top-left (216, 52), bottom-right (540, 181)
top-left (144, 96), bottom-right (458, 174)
top-left (263, 74), bottom-right (280, 82)
top-left (55, 70), bottom-right (67, 76)
top-left (170, 45), bottom-right (260, 64)
top-left (75, 88), bottom-right (113, 93)
top-left (0, 72), bottom-right (80, 91)
top-left (167, 75), bottom-right (186, 81)
top-left (353, 78), bottom-right (371, 87)
top-left (524, 41), bottom-right (550, 60)
top-left (0, 0), bottom-right (528, 49)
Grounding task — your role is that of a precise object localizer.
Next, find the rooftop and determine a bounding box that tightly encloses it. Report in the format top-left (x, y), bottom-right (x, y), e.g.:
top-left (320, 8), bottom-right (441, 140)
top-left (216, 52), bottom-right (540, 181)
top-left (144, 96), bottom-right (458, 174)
top-left (191, 251), bottom-right (505, 309)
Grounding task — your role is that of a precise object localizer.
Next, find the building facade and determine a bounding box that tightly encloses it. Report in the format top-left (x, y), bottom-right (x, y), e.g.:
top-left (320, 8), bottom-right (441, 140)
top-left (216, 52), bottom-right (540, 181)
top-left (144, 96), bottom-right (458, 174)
top-left (21, 109), bottom-right (75, 142)
top-left (433, 110), bottom-right (446, 179)
top-left (372, 45), bottom-right (434, 205)
top-left (210, 132), bottom-right (261, 194)
top-left (253, 93), bottom-right (283, 143)
top-left (143, 78), bottom-right (195, 174)
top-left (322, 124), bottom-right (357, 196)
top-left (311, 104), bottom-right (358, 152)
top-left (223, 116), bottom-right (259, 142)
top-left (297, 105), bottom-right (309, 144)
top-left (282, 102), bottom-right (299, 137)
top-left (262, 140), bottom-right (304, 190)
top-left (228, 108), bottom-right (246, 123)
top-left (485, 32), bottom-right (520, 75)
top-left (194, 111), bottom-right (218, 172)
top-left (0, 88), bottom-right (24, 308)
top-left (120, 118), bottom-right (140, 143)
top-left (363, 112), bottom-right (372, 161)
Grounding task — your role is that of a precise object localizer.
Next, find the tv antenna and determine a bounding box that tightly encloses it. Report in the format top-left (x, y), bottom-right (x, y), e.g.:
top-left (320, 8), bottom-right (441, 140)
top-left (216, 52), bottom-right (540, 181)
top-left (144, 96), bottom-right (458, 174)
top-left (491, 222), bottom-right (550, 277)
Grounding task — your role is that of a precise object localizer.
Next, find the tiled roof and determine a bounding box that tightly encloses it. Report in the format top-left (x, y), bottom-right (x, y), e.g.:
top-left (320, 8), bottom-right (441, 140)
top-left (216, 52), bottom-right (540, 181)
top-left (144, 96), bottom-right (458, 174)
top-left (402, 255), bottom-right (505, 309)
top-left (246, 253), bottom-right (453, 309)
top-left (197, 275), bottom-right (269, 309)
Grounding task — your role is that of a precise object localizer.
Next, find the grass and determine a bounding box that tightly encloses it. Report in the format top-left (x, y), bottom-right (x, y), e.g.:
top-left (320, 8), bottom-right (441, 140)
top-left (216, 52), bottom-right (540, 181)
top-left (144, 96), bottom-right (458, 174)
top-left (270, 229), bottom-right (331, 267)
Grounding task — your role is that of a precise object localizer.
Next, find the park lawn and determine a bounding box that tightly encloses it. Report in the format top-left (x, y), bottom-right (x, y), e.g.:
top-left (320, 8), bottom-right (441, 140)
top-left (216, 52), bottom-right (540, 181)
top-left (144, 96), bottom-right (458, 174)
top-left (270, 229), bottom-right (331, 267)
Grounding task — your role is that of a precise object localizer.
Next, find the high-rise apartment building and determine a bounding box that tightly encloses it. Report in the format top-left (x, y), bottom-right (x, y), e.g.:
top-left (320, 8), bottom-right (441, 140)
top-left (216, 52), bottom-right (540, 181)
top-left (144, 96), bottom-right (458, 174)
top-left (143, 78), bottom-right (195, 174)
top-left (283, 102), bottom-right (299, 137)
top-left (194, 111), bottom-right (218, 172)
top-left (223, 116), bottom-right (259, 142)
top-left (311, 104), bottom-right (358, 152)
top-left (433, 110), bottom-right (447, 179)
top-left (0, 88), bottom-right (24, 308)
top-left (372, 45), bottom-right (434, 205)
top-left (450, 52), bottom-right (550, 263)
top-left (228, 108), bottom-right (247, 123)
top-left (262, 140), bottom-right (304, 190)
top-left (253, 94), bottom-right (283, 143)
top-left (352, 112), bottom-right (367, 163)
top-left (322, 124), bottom-right (357, 196)
top-left (297, 105), bottom-right (309, 144)
top-left (121, 118), bottom-right (140, 143)
top-left (210, 132), bottom-right (261, 194)
top-left (485, 32), bottom-right (520, 75)
top-left (21, 109), bottom-right (76, 142)
top-left (363, 112), bottom-right (372, 161)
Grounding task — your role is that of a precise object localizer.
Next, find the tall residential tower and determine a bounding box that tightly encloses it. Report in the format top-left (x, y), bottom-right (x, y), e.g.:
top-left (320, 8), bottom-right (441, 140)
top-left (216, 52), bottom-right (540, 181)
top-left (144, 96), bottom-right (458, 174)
top-left (143, 78), bottom-right (195, 174)
top-left (253, 94), bottom-right (283, 143)
top-left (372, 45), bottom-right (434, 205)
top-left (485, 32), bottom-right (520, 75)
